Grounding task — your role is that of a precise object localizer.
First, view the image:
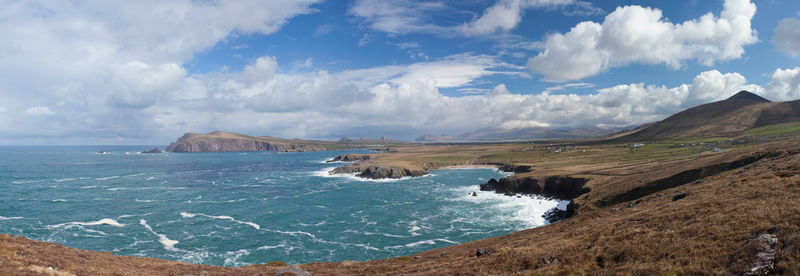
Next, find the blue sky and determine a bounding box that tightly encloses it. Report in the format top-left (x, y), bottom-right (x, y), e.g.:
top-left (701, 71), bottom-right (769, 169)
top-left (1, 0), bottom-right (800, 144)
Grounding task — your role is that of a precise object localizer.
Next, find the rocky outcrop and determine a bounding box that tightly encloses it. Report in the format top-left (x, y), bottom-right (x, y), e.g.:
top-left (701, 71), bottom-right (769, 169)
top-left (141, 148), bottom-right (162, 153)
top-left (327, 154), bottom-right (370, 162)
top-left (331, 164), bottom-right (426, 179)
top-left (479, 176), bottom-right (589, 200)
top-left (166, 132), bottom-right (326, 153)
top-left (492, 163), bottom-right (533, 173)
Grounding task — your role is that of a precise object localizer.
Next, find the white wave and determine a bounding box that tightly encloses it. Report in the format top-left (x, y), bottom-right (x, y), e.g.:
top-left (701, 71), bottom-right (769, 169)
top-left (139, 219), bottom-right (179, 251)
top-left (352, 243), bottom-right (380, 251)
top-left (223, 249), bottom-right (251, 267)
top-left (81, 185), bottom-right (97, 189)
top-left (48, 218), bottom-right (126, 228)
top-left (0, 216), bottom-right (23, 220)
top-left (117, 213), bottom-right (150, 219)
top-left (298, 221), bottom-right (327, 227)
top-left (96, 176), bottom-right (120, 181)
top-left (387, 238), bottom-right (457, 250)
top-left (12, 180), bottom-right (41, 184)
top-left (54, 178), bottom-right (77, 182)
top-left (83, 228), bottom-right (107, 236)
top-left (226, 198), bottom-right (247, 203)
top-left (180, 212), bottom-right (260, 230)
top-left (146, 176), bottom-right (156, 181)
top-left (107, 187), bottom-right (128, 191)
top-left (312, 167), bottom-right (418, 183)
top-left (382, 233), bottom-right (410, 238)
top-left (135, 199), bottom-right (156, 203)
top-left (51, 199), bottom-right (67, 202)
top-left (270, 230), bottom-right (316, 238)
top-left (257, 241), bottom-right (289, 250)
top-left (448, 185), bottom-right (566, 228)
top-left (408, 221), bottom-right (422, 236)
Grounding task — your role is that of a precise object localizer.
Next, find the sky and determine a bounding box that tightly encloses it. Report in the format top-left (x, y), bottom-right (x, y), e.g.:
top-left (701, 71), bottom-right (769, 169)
top-left (1, 0), bottom-right (800, 145)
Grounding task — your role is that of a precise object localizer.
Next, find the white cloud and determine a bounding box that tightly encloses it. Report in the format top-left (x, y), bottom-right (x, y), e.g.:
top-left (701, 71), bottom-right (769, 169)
top-left (499, 120), bottom-right (550, 129)
top-left (764, 67), bottom-right (800, 101)
top-left (527, 0), bottom-right (758, 81)
top-left (774, 17), bottom-right (800, 57)
top-left (349, 0), bottom-right (448, 35)
top-left (358, 33), bottom-right (371, 47)
top-left (545, 82), bottom-right (594, 92)
top-left (335, 53), bottom-right (526, 88)
top-left (24, 106), bottom-right (56, 116)
top-left (460, 0), bottom-right (601, 36)
top-left (350, 0), bottom-right (600, 37)
top-left (0, 0), bottom-right (320, 142)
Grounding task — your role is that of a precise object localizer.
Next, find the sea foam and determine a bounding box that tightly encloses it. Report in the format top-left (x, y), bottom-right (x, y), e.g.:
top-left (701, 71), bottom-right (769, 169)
top-left (180, 212), bottom-right (260, 230)
top-left (140, 219), bottom-right (179, 251)
top-left (48, 218), bottom-right (126, 228)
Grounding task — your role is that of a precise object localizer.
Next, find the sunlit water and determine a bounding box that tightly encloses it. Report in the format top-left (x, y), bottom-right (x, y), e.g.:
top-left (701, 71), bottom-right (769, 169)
top-left (0, 146), bottom-right (566, 266)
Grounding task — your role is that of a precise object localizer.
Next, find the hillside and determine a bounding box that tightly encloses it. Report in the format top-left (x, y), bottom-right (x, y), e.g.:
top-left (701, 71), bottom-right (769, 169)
top-left (459, 125), bottom-right (617, 141)
top-left (620, 91), bottom-right (800, 140)
top-left (165, 131), bottom-right (405, 152)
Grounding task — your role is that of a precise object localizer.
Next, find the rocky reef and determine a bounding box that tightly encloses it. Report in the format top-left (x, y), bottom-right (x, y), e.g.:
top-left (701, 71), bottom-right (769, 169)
top-left (326, 154), bottom-right (370, 162)
top-left (331, 164), bottom-right (426, 179)
top-left (141, 148), bottom-right (162, 153)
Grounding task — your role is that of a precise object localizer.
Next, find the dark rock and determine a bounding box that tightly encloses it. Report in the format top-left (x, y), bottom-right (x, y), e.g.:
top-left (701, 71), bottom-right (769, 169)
top-left (672, 192), bottom-right (688, 201)
top-left (479, 176), bottom-right (589, 200)
top-left (330, 164), bottom-right (426, 179)
top-left (141, 148), bottom-right (162, 154)
top-left (471, 192), bottom-right (477, 197)
top-left (543, 202), bottom-right (578, 223)
top-left (327, 154), bottom-right (370, 162)
top-left (476, 248), bottom-right (489, 257)
top-left (627, 200), bottom-right (641, 208)
top-left (744, 233), bottom-right (778, 275)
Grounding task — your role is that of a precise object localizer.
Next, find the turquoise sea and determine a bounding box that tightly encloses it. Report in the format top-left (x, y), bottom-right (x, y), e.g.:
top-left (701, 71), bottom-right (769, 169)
top-left (0, 146), bottom-right (565, 266)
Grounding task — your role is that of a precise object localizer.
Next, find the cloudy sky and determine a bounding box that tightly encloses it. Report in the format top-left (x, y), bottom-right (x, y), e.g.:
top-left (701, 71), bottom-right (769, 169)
top-left (1, 0), bottom-right (800, 144)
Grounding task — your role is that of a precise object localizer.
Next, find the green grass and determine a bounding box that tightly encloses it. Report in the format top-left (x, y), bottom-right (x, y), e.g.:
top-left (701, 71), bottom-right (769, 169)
top-left (743, 122), bottom-right (800, 136)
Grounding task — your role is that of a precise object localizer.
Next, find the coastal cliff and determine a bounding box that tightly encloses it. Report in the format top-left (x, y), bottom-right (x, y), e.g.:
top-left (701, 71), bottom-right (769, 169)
top-left (166, 131), bottom-right (332, 153)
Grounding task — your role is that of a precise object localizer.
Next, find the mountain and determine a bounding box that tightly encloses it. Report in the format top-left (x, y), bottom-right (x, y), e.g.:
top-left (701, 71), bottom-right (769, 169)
top-left (458, 125), bottom-right (618, 141)
top-left (620, 91), bottom-right (800, 140)
top-left (415, 134), bottom-right (457, 142)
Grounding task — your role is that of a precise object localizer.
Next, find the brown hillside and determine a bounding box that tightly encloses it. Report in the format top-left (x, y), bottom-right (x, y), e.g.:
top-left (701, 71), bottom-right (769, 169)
top-left (620, 91), bottom-right (800, 140)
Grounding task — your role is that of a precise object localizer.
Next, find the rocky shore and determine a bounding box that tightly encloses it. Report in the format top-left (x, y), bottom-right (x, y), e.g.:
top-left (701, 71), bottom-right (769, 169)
top-left (331, 164), bottom-right (427, 179)
top-left (326, 154), bottom-right (371, 162)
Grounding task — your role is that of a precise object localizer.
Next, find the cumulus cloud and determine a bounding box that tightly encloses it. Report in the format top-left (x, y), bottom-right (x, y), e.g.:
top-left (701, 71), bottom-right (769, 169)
top-left (349, 0), bottom-right (600, 37)
top-left (0, 0), bottom-right (320, 142)
top-left (764, 67), bottom-right (800, 101)
top-left (527, 0), bottom-right (758, 81)
top-left (773, 14), bottom-right (800, 57)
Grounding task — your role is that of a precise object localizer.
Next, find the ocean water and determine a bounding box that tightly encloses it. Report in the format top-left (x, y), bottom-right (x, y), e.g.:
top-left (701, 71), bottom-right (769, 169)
top-left (0, 146), bottom-right (566, 266)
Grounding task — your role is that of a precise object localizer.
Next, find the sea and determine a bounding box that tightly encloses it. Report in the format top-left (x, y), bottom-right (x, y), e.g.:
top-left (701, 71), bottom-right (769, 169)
top-left (0, 146), bottom-right (567, 266)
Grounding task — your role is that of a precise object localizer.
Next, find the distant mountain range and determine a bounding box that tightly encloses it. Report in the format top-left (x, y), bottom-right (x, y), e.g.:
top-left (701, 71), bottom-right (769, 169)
top-left (617, 90), bottom-right (800, 140)
top-left (170, 91), bottom-right (800, 150)
top-left (456, 125), bottom-right (619, 141)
